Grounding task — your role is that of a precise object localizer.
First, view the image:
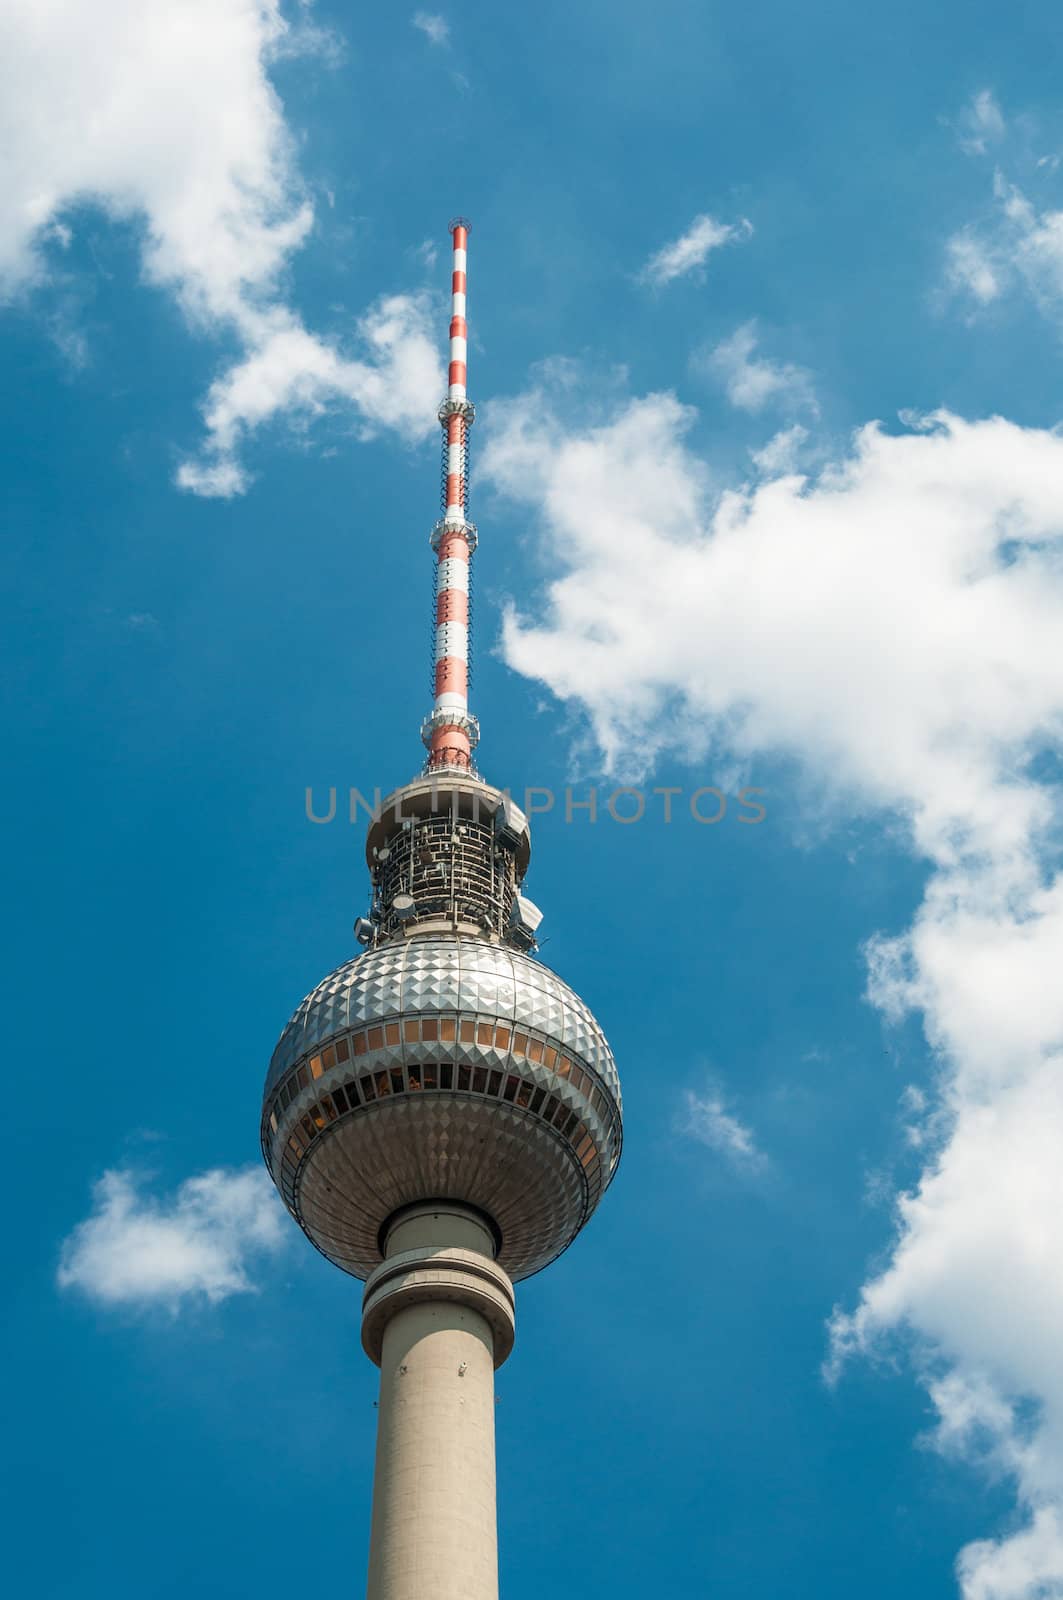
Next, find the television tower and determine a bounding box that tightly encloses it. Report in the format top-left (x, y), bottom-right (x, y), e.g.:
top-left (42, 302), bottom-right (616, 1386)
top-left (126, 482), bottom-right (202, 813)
top-left (261, 222), bottom-right (623, 1600)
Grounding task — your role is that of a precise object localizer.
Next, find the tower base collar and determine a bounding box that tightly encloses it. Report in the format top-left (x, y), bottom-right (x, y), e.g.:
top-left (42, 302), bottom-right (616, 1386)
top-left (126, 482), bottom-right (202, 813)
top-left (361, 1209), bottom-right (515, 1369)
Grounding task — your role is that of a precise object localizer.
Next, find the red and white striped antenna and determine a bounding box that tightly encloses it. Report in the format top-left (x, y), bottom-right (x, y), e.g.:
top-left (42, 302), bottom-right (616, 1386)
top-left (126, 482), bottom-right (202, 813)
top-left (421, 219), bottom-right (479, 774)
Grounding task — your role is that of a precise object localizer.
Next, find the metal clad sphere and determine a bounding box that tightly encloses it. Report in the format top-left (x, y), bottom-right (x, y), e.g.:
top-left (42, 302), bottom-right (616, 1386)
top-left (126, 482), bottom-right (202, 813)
top-left (262, 936), bottom-right (622, 1281)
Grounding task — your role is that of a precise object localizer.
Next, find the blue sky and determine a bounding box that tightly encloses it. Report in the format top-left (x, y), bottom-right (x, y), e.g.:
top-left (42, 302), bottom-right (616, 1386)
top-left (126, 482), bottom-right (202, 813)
top-left (6, 3), bottom-right (1063, 1597)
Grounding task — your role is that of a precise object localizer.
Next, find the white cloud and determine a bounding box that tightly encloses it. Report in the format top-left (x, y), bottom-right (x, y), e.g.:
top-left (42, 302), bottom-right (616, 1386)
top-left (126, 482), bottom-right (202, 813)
top-left (946, 232), bottom-right (1003, 305)
top-left (0, 1), bottom-right (443, 492)
top-left (639, 213), bottom-right (752, 287)
top-left (0, 2), bottom-right (311, 321)
top-left (945, 112), bottom-right (1063, 324)
top-left (482, 381), bottom-right (1063, 1596)
top-left (58, 1167), bottom-right (287, 1310)
top-left (898, 1082), bottom-right (933, 1149)
top-left (483, 393), bottom-right (1063, 846)
top-left (750, 422), bottom-right (809, 475)
top-left (412, 11), bottom-right (450, 46)
top-left (957, 90), bottom-right (1006, 156)
top-left (1002, 180), bottom-right (1063, 310)
top-left (177, 293), bottom-right (442, 495)
top-left (947, 175), bottom-right (1063, 318)
top-left (679, 1086), bottom-right (765, 1170)
top-left (702, 321), bottom-right (818, 414)
top-left (959, 1509), bottom-right (1063, 1600)
top-left (270, 8), bottom-right (345, 65)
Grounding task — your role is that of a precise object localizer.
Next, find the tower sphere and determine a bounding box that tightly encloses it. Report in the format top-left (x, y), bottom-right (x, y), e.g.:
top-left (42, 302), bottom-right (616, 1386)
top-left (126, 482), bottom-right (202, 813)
top-left (261, 778), bottom-right (622, 1283)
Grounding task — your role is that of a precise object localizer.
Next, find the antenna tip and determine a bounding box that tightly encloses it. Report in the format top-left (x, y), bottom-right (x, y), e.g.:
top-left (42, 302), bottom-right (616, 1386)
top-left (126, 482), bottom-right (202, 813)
top-left (448, 216), bottom-right (472, 236)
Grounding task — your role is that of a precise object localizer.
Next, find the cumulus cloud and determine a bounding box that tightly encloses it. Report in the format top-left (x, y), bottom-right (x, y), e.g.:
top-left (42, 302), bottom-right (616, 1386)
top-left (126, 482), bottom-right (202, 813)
top-left (482, 381), bottom-right (1063, 1596)
top-left (0, 0), bottom-right (443, 493)
top-left (639, 213), bottom-right (752, 287)
top-left (58, 1167), bottom-right (287, 1310)
top-left (0, 0), bottom-right (304, 311)
top-left (959, 1508), bottom-right (1063, 1600)
top-left (679, 1086), bottom-right (765, 1171)
top-left (700, 321), bottom-right (818, 414)
top-left (412, 11), bottom-right (449, 46)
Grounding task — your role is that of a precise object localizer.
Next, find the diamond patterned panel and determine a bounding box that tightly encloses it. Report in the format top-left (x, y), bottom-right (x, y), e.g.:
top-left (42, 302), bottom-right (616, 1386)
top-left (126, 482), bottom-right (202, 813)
top-left (266, 935), bottom-right (620, 1104)
top-left (297, 1094), bottom-right (587, 1281)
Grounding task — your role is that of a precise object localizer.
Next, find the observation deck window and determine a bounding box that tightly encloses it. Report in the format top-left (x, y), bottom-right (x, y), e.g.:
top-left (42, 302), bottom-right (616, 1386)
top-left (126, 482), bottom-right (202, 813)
top-left (266, 1009), bottom-right (621, 1208)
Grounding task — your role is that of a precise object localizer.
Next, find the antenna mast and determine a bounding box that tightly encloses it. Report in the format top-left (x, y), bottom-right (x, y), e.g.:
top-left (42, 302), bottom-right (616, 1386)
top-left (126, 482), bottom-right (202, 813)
top-left (422, 219), bottom-right (479, 773)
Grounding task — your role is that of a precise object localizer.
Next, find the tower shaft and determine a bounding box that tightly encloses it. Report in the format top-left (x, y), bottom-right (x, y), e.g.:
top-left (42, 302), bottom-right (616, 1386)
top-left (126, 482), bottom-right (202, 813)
top-left (362, 1205), bottom-right (515, 1600)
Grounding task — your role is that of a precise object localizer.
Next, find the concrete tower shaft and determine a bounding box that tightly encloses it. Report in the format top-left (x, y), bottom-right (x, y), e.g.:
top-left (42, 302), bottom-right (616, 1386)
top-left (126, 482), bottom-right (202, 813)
top-left (363, 1206), bottom-right (514, 1600)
